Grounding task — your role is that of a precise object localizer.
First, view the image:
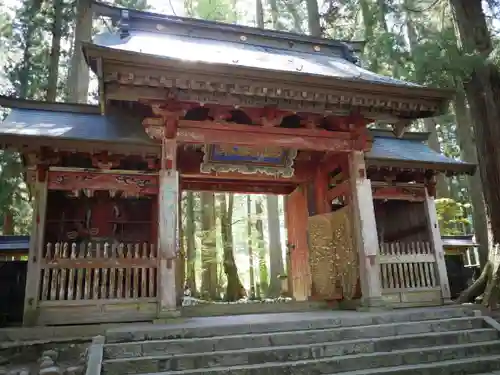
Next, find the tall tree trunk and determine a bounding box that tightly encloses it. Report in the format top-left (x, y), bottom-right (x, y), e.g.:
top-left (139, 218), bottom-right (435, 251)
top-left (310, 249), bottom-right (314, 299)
top-left (266, 195), bottom-right (283, 297)
top-left (267, 0), bottom-right (284, 30)
top-left (284, 2), bottom-right (304, 33)
top-left (405, 7), bottom-right (449, 197)
top-left (256, 0), bottom-right (264, 28)
top-left (246, 195), bottom-right (255, 298)
top-left (453, 86), bottom-right (490, 267)
top-left (306, 0), bottom-right (321, 37)
top-left (19, 0), bottom-right (43, 99)
top-left (200, 192), bottom-right (218, 300)
top-left (47, 0), bottom-right (63, 101)
top-left (3, 209), bottom-right (14, 235)
top-left (451, 0), bottom-right (500, 308)
top-left (219, 194), bottom-right (245, 301)
top-left (67, 0), bottom-right (92, 103)
top-left (185, 192), bottom-right (197, 295)
top-left (255, 197), bottom-right (268, 298)
top-left (376, 0), bottom-right (389, 32)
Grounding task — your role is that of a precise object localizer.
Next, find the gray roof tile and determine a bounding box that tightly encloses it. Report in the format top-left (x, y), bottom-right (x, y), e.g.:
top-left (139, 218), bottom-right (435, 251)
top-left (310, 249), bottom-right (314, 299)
top-left (93, 30), bottom-right (419, 88)
top-left (0, 107), bottom-right (470, 172)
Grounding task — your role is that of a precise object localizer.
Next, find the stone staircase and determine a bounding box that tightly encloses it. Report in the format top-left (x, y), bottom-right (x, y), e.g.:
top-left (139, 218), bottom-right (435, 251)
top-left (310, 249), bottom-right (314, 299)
top-left (95, 307), bottom-right (500, 375)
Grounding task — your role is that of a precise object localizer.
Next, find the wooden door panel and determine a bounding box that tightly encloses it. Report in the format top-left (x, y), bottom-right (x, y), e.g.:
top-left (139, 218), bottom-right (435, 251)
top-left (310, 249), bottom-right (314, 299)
top-left (286, 186), bottom-right (310, 301)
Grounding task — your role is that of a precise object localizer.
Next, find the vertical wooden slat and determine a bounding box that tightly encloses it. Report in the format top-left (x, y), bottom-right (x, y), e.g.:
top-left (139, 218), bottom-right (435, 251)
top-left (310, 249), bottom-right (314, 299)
top-left (58, 243), bottom-right (69, 300)
top-left (387, 243), bottom-right (395, 289)
top-left (415, 241), bottom-right (426, 287)
top-left (75, 243), bottom-right (85, 299)
top-left (422, 242), bottom-right (433, 287)
top-left (133, 244), bottom-right (140, 298)
top-left (93, 243), bottom-right (101, 299)
top-left (125, 244), bottom-right (133, 298)
top-left (395, 242), bottom-right (405, 289)
top-left (141, 243), bottom-right (148, 298)
top-left (49, 243), bottom-right (60, 301)
top-left (116, 243), bottom-right (124, 299)
top-left (101, 243), bottom-right (109, 299)
top-left (407, 242), bottom-right (417, 288)
top-left (83, 243), bottom-right (92, 299)
top-left (401, 243), bottom-right (411, 288)
top-left (108, 243), bottom-right (116, 299)
top-left (67, 243), bottom-right (77, 300)
top-left (149, 244), bottom-right (156, 297)
top-left (41, 243), bottom-right (52, 301)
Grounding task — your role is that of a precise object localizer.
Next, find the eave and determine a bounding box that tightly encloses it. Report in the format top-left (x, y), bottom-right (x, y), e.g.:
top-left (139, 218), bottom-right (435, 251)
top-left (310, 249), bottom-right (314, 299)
top-left (83, 43), bottom-right (453, 120)
top-left (366, 157), bottom-right (476, 176)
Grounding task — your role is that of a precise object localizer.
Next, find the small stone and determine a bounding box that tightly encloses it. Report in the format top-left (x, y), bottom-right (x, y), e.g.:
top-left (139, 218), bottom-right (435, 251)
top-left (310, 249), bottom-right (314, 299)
top-left (18, 370), bottom-right (29, 375)
top-left (39, 357), bottom-right (54, 369)
top-left (39, 366), bottom-right (62, 375)
top-left (41, 350), bottom-right (58, 362)
top-left (64, 366), bottom-right (83, 375)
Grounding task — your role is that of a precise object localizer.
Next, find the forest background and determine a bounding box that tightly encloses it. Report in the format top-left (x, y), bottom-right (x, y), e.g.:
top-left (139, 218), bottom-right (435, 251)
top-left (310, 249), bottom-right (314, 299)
top-left (0, 0), bottom-right (498, 302)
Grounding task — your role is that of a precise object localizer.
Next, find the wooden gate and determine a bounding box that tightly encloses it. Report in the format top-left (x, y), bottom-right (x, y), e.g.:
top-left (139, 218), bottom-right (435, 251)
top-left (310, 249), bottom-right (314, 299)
top-left (285, 186), bottom-right (310, 301)
top-left (378, 241), bottom-right (441, 306)
top-left (35, 241), bottom-right (158, 325)
top-left (308, 206), bottom-right (358, 300)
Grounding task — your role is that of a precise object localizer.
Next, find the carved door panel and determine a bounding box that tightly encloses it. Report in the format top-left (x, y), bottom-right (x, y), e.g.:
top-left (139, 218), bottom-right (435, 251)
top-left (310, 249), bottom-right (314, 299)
top-left (285, 186), bottom-right (311, 301)
top-left (308, 206), bottom-right (358, 301)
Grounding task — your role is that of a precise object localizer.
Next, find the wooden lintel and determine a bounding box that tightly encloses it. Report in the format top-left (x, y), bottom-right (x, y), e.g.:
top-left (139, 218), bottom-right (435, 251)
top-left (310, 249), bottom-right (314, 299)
top-left (178, 149), bottom-right (313, 182)
top-left (177, 120), bottom-right (353, 151)
top-left (327, 180), bottom-right (351, 202)
top-left (372, 183), bottom-right (426, 202)
top-left (181, 180), bottom-right (295, 195)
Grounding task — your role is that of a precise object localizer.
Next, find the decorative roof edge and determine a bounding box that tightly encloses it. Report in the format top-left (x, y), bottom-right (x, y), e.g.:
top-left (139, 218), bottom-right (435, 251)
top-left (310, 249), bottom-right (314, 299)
top-left (0, 95), bottom-right (100, 114)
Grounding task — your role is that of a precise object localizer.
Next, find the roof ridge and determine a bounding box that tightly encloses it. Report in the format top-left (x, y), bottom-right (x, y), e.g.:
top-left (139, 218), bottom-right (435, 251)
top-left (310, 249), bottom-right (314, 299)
top-left (92, 1), bottom-right (365, 56)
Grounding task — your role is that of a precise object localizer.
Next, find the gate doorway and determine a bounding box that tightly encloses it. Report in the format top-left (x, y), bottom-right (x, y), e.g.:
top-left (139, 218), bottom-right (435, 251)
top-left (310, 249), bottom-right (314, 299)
top-left (178, 191), bottom-right (295, 307)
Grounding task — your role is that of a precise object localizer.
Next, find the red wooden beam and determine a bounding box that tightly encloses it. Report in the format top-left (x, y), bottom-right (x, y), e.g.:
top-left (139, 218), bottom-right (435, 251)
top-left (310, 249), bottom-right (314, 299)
top-left (178, 149), bottom-right (314, 182)
top-left (314, 167), bottom-right (331, 214)
top-left (177, 120), bottom-right (354, 151)
top-left (181, 179), bottom-right (295, 194)
top-left (47, 170), bottom-right (159, 195)
top-left (326, 180), bottom-right (351, 202)
top-left (372, 185), bottom-right (426, 202)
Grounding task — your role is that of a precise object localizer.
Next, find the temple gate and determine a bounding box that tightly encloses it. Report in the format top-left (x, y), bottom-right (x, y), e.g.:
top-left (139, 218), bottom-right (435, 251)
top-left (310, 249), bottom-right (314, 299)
top-left (0, 3), bottom-right (476, 325)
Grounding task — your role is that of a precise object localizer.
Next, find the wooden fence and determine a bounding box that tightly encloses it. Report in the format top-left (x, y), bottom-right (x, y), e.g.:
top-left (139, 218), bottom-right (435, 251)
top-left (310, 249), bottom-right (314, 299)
top-left (379, 241), bottom-right (441, 306)
top-left (35, 242), bottom-right (158, 325)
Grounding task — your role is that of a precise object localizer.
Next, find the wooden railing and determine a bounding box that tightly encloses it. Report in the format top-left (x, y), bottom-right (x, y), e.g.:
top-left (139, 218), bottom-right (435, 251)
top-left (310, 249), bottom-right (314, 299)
top-left (379, 241), bottom-right (437, 291)
top-left (39, 242), bottom-right (157, 301)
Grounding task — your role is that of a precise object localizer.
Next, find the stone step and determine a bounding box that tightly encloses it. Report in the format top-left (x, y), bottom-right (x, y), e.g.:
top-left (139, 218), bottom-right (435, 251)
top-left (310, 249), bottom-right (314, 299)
top-left (105, 307), bottom-right (475, 343)
top-left (102, 328), bottom-right (498, 373)
top-left (333, 355), bottom-right (500, 375)
top-left (101, 340), bottom-right (500, 375)
top-left (104, 317), bottom-right (485, 359)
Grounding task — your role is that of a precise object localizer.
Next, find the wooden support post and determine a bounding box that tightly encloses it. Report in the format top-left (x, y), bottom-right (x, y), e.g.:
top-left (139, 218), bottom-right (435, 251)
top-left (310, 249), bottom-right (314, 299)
top-left (348, 151), bottom-right (384, 309)
top-left (23, 167), bottom-right (48, 326)
top-left (424, 187), bottom-right (452, 303)
top-left (285, 184), bottom-right (311, 301)
top-left (157, 138), bottom-right (180, 318)
top-left (314, 167), bottom-right (331, 214)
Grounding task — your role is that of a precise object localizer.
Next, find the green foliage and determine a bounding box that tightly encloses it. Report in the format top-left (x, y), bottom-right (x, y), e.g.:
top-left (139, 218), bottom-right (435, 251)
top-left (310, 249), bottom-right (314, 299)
top-left (0, 151), bottom-right (32, 235)
top-left (435, 198), bottom-right (471, 235)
